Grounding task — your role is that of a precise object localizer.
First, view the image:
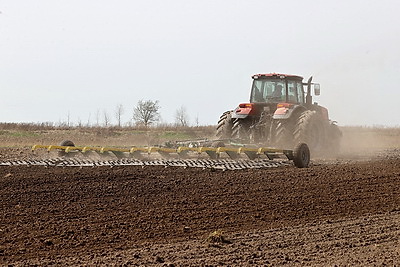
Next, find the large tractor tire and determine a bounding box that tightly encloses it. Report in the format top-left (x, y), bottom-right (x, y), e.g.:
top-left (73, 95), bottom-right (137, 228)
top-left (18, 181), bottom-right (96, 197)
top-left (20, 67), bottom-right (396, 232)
top-left (231, 119), bottom-right (250, 141)
top-left (271, 119), bottom-right (295, 149)
top-left (326, 123), bottom-right (342, 156)
top-left (216, 111), bottom-right (233, 139)
top-left (293, 110), bottom-right (326, 153)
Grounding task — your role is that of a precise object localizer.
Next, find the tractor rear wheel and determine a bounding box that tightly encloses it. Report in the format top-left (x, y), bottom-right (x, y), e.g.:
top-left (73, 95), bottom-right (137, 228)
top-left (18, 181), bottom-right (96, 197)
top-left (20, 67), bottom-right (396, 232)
top-left (326, 123), bottom-right (342, 156)
top-left (293, 110), bottom-right (326, 153)
top-left (271, 119), bottom-right (294, 149)
top-left (216, 111), bottom-right (233, 139)
top-left (231, 119), bottom-right (249, 141)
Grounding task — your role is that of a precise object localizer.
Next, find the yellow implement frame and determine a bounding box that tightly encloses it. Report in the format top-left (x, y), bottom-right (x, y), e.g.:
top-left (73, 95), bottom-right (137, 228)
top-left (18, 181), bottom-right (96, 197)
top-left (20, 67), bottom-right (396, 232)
top-left (31, 144), bottom-right (294, 161)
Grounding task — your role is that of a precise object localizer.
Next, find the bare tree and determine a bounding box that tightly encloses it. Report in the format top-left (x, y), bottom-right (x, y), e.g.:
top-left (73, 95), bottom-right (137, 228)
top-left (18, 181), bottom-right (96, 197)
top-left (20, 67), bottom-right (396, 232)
top-left (115, 104), bottom-right (124, 128)
top-left (86, 112), bottom-right (91, 127)
top-left (175, 106), bottom-right (189, 127)
top-left (103, 110), bottom-right (110, 127)
top-left (194, 114), bottom-right (199, 127)
top-left (133, 100), bottom-right (160, 127)
top-left (67, 111), bottom-right (71, 128)
top-left (95, 109), bottom-right (100, 126)
top-left (77, 117), bottom-right (82, 128)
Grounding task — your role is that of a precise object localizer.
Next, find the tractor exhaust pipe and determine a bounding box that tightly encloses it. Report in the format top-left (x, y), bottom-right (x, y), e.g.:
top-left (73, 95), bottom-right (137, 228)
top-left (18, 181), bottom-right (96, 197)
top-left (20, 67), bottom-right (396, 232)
top-left (306, 76), bottom-right (313, 106)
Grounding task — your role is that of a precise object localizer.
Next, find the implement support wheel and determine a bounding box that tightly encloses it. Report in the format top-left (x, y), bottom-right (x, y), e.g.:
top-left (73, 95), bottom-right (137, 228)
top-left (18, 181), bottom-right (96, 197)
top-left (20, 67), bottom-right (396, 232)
top-left (293, 143), bottom-right (310, 168)
top-left (59, 140), bottom-right (75, 157)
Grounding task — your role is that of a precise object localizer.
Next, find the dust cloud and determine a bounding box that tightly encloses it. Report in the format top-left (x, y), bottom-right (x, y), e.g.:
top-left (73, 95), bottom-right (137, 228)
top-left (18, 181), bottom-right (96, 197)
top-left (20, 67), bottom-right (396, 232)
top-left (339, 126), bottom-right (400, 159)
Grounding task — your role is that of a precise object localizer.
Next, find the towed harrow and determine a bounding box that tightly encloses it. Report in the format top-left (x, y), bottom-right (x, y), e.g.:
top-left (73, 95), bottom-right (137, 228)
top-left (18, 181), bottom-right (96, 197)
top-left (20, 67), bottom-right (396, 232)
top-left (31, 140), bottom-right (311, 169)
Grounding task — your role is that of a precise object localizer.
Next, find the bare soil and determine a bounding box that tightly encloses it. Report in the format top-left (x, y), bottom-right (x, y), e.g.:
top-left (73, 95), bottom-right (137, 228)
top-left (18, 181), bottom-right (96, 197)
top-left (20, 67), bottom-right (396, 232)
top-left (1, 147), bottom-right (400, 266)
top-left (1, 127), bottom-right (400, 266)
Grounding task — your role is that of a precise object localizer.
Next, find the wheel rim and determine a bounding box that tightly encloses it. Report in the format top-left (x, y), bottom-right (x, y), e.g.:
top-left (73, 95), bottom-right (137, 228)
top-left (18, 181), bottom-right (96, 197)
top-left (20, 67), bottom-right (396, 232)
top-left (301, 148), bottom-right (310, 163)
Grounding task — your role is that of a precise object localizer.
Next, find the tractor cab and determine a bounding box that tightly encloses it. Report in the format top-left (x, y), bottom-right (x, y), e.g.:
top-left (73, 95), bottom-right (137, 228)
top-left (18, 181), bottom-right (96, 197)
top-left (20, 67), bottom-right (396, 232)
top-left (250, 73), bottom-right (305, 104)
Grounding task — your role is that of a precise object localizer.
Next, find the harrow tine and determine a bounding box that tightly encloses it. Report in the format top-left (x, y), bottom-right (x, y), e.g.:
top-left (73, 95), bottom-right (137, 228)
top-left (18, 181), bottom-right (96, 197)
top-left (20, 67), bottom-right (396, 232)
top-left (243, 149), bottom-right (259, 160)
top-left (198, 147), bottom-right (218, 159)
top-left (216, 147), bottom-right (240, 159)
top-left (129, 147), bottom-right (149, 159)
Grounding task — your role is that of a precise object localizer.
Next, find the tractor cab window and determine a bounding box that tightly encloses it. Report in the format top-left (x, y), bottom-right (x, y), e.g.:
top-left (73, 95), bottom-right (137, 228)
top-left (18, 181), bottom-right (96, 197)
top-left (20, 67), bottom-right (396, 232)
top-left (297, 82), bottom-right (305, 103)
top-left (287, 82), bottom-right (297, 103)
top-left (287, 81), bottom-right (304, 103)
top-left (251, 80), bottom-right (286, 103)
top-left (287, 81), bottom-right (304, 104)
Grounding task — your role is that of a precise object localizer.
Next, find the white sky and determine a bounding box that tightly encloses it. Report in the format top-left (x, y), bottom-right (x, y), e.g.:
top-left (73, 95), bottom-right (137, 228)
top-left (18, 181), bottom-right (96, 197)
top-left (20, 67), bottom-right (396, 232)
top-left (1, 0), bottom-right (399, 126)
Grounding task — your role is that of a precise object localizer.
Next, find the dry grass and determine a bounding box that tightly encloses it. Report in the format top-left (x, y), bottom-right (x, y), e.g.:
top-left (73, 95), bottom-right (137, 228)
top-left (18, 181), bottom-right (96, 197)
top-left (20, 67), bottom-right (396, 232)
top-left (0, 123), bottom-right (399, 154)
top-left (0, 123), bottom-right (216, 147)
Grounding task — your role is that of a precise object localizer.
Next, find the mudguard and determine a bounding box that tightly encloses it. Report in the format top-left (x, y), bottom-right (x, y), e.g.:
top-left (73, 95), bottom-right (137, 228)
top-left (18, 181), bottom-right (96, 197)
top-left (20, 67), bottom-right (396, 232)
top-left (272, 104), bottom-right (306, 120)
top-left (231, 112), bottom-right (249, 119)
top-left (316, 106), bottom-right (329, 121)
top-left (231, 103), bottom-right (256, 119)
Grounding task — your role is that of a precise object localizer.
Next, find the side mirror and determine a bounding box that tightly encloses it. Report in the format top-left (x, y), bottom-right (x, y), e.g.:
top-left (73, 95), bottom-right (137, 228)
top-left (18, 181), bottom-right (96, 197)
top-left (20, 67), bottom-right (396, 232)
top-left (314, 84), bottom-right (321, 96)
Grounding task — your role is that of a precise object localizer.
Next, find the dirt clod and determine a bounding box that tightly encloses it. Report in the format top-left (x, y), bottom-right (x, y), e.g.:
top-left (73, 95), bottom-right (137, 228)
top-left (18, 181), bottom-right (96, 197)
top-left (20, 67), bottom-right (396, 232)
top-left (155, 256), bottom-right (164, 263)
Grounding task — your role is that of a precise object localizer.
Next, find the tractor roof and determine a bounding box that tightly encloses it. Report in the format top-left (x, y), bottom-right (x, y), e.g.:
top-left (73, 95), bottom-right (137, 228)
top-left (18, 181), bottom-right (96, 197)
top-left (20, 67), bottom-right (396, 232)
top-left (252, 73), bottom-right (303, 80)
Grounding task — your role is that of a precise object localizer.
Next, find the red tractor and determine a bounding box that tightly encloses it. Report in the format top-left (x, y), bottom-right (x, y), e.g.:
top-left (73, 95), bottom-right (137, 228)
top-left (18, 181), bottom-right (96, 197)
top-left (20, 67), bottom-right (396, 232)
top-left (216, 73), bottom-right (341, 155)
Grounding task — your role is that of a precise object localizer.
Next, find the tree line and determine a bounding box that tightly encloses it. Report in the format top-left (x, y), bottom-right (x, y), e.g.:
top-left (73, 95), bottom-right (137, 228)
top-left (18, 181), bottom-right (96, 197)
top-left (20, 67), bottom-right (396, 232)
top-left (63, 99), bottom-right (194, 128)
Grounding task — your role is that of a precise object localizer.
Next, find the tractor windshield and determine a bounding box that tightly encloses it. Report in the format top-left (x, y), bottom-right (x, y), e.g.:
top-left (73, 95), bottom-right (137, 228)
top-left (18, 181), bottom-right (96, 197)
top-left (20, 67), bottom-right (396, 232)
top-left (250, 79), bottom-right (304, 104)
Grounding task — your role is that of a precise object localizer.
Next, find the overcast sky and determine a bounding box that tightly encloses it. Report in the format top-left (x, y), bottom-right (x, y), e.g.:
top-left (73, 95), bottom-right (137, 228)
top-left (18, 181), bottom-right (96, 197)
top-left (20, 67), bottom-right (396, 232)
top-left (1, 0), bottom-right (399, 126)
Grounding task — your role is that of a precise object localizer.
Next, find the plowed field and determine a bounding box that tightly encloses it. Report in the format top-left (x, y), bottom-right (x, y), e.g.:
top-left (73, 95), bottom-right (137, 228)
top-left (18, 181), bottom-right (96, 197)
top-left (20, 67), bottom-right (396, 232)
top-left (1, 147), bottom-right (400, 266)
